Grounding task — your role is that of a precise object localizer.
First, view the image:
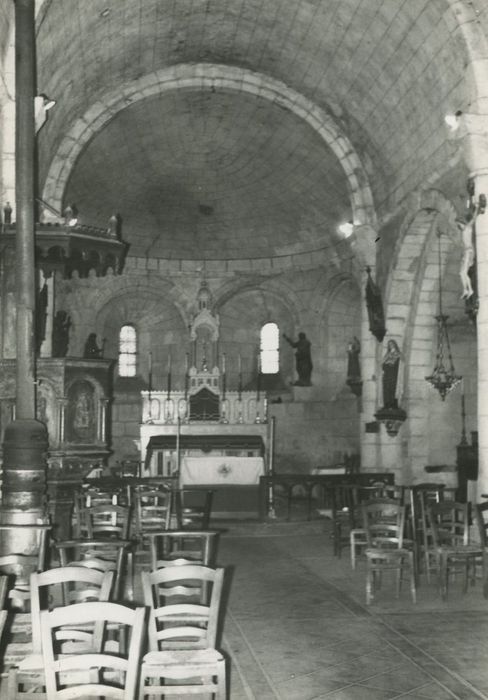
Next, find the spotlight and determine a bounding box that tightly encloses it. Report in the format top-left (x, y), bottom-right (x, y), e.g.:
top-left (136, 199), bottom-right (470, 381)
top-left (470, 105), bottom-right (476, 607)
top-left (338, 221), bottom-right (354, 237)
top-left (444, 110), bottom-right (462, 131)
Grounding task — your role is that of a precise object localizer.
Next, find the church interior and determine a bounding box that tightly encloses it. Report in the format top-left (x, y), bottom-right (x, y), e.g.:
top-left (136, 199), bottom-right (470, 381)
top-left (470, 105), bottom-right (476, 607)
top-left (1, 0), bottom-right (488, 698)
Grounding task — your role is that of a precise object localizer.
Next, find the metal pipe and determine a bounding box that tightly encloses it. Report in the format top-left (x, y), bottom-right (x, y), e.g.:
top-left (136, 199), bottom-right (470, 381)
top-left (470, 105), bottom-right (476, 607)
top-left (15, 0), bottom-right (36, 420)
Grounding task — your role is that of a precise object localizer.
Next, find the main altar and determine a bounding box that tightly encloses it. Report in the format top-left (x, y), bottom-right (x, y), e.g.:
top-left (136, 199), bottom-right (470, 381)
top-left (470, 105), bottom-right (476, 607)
top-left (137, 281), bottom-right (272, 519)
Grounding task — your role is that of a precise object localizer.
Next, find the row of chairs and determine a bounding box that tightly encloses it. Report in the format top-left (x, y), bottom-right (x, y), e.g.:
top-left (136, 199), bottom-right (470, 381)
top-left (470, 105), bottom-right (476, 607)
top-left (329, 482), bottom-right (488, 604)
top-left (7, 561), bottom-right (227, 698)
top-left (73, 484), bottom-right (214, 539)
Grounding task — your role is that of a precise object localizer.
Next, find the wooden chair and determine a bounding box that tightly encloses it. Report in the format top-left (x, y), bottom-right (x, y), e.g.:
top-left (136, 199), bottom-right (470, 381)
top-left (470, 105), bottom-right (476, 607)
top-left (350, 492), bottom-right (403, 570)
top-left (53, 538), bottom-right (134, 601)
top-left (39, 601), bottom-right (145, 699)
top-left (362, 500), bottom-right (416, 605)
top-left (133, 487), bottom-right (172, 540)
top-left (141, 564), bottom-right (225, 651)
top-left (475, 501), bottom-right (488, 598)
top-left (174, 489), bottom-right (214, 530)
top-left (429, 501), bottom-right (482, 600)
top-left (148, 530), bottom-right (219, 570)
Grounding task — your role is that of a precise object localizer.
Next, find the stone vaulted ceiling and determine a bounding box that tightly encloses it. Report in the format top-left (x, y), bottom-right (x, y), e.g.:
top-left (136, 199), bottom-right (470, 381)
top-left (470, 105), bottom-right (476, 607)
top-left (33, 0), bottom-right (469, 261)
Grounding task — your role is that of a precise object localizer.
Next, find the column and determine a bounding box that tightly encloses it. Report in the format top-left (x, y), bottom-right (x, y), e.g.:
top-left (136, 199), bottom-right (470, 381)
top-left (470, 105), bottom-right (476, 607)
top-left (474, 170), bottom-right (488, 500)
top-left (359, 266), bottom-right (380, 471)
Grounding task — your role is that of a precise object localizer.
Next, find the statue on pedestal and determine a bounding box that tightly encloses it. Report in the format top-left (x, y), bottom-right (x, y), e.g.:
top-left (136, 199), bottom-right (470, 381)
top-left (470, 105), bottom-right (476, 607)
top-left (381, 339), bottom-right (402, 409)
top-left (283, 331), bottom-right (313, 386)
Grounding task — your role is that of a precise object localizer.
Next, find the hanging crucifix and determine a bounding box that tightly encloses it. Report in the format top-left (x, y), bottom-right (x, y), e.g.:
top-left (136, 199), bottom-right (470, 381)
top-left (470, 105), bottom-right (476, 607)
top-left (458, 177), bottom-right (486, 321)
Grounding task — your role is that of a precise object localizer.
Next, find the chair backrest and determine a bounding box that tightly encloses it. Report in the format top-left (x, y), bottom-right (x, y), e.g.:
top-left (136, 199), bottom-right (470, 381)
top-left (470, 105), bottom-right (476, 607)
top-left (53, 539), bottom-right (132, 600)
top-left (133, 488), bottom-right (172, 537)
top-left (428, 501), bottom-right (470, 548)
top-left (86, 504), bottom-right (132, 540)
top-left (40, 601), bottom-right (145, 699)
top-left (30, 566), bottom-right (113, 654)
top-left (148, 530), bottom-right (219, 570)
top-left (362, 500), bottom-right (406, 548)
top-left (141, 564), bottom-right (225, 650)
top-left (475, 501), bottom-right (488, 547)
top-left (174, 489), bottom-right (214, 530)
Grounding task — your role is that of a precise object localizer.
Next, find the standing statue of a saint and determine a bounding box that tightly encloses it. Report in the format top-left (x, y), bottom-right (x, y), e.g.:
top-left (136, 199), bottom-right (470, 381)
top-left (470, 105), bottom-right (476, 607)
top-left (381, 339), bottom-right (402, 409)
top-left (283, 331), bottom-right (313, 386)
top-left (346, 336), bottom-right (362, 396)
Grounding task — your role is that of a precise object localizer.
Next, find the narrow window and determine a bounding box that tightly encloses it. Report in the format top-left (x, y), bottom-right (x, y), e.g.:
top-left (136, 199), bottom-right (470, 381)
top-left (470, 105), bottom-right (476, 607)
top-left (119, 324), bottom-right (137, 377)
top-left (260, 322), bottom-right (279, 374)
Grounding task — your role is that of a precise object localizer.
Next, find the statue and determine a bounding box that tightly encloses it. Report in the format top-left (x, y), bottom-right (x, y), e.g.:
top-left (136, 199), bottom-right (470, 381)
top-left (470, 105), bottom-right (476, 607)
top-left (3, 202), bottom-right (12, 225)
top-left (52, 311), bottom-right (71, 357)
top-left (346, 336), bottom-right (362, 396)
top-left (365, 267), bottom-right (386, 342)
top-left (35, 283), bottom-right (48, 354)
top-left (283, 331), bottom-right (313, 386)
top-left (381, 339), bottom-right (402, 409)
top-left (74, 390), bottom-right (92, 430)
top-left (84, 333), bottom-right (102, 359)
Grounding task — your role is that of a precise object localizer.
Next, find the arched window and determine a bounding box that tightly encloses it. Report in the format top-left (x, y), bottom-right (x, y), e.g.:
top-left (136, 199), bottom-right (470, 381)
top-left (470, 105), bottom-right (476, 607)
top-left (118, 324), bottom-right (137, 377)
top-left (260, 322), bottom-right (279, 374)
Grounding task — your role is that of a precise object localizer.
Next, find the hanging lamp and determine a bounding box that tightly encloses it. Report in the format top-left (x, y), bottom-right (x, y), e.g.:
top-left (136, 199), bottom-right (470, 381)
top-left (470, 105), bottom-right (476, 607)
top-left (425, 233), bottom-right (462, 400)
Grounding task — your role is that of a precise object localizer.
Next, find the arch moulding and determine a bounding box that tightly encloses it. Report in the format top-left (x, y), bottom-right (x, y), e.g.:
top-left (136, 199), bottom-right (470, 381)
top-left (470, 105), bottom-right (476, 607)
top-left (41, 63), bottom-right (376, 233)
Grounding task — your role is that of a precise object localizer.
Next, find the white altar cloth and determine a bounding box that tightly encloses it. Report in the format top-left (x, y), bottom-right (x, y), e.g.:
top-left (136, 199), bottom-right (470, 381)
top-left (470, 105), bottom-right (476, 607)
top-left (181, 456), bottom-right (264, 485)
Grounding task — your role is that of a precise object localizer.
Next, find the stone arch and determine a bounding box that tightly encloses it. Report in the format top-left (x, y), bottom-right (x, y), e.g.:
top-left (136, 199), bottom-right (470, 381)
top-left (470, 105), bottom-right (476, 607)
top-left (214, 276), bottom-right (303, 329)
top-left (384, 190), bottom-right (459, 379)
top-left (383, 189), bottom-right (460, 481)
top-left (41, 63), bottom-right (375, 232)
top-left (94, 285), bottom-right (188, 375)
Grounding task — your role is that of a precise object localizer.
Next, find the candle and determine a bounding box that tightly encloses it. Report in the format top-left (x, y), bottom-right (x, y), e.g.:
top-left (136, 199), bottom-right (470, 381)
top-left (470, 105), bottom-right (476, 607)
top-left (222, 353), bottom-right (226, 374)
top-left (185, 352), bottom-right (189, 372)
top-left (167, 353), bottom-right (172, 373)
top-left (238, 354), bottom-right (242, 374)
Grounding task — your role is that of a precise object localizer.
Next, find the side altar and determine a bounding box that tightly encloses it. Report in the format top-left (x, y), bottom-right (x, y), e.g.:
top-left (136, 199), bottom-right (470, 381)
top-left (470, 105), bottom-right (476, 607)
top-left (137, 280), bottom-right (272, 518)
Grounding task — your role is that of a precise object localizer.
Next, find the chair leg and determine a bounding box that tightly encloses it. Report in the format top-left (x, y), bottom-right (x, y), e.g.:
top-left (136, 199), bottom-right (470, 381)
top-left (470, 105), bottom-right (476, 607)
top-left (216, 660), bottom-right (227, 699)
top-left (483, 552), bottom-right (488, 599)
top-left (438, 552), bottom-right (448, 601)
top-left (350, 533), bottom-right (356, 569)
top-left (366, 561), bottom-right (374, 605)
top-left (409, 552), bottom-right (417, 603)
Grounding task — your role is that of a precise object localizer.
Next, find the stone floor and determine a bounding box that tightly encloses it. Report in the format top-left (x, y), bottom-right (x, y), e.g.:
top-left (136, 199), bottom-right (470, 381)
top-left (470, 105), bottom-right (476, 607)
top-left (216, 516), bottom-right (488, 700)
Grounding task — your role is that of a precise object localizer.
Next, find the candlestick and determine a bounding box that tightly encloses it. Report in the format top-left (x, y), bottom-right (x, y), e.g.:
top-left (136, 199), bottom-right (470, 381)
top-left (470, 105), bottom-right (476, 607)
top-left (256, 354), bottom-right (261, 402)
top-left (167, 352), bottom-right (172, 399)
top-left (184, 352), bottom-right (189, 400)
top-left (148, 351), bottom-right (153, 396)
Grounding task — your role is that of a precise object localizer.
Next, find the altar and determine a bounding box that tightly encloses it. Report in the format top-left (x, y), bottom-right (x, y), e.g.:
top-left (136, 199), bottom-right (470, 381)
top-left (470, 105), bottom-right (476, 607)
top-left (137, 280), bottom-right (272, 519)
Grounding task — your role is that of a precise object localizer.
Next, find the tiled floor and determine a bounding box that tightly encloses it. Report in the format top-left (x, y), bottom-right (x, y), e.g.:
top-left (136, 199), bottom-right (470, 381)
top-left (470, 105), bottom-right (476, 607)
top-left (217, 518), bottom-right (488, 700)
